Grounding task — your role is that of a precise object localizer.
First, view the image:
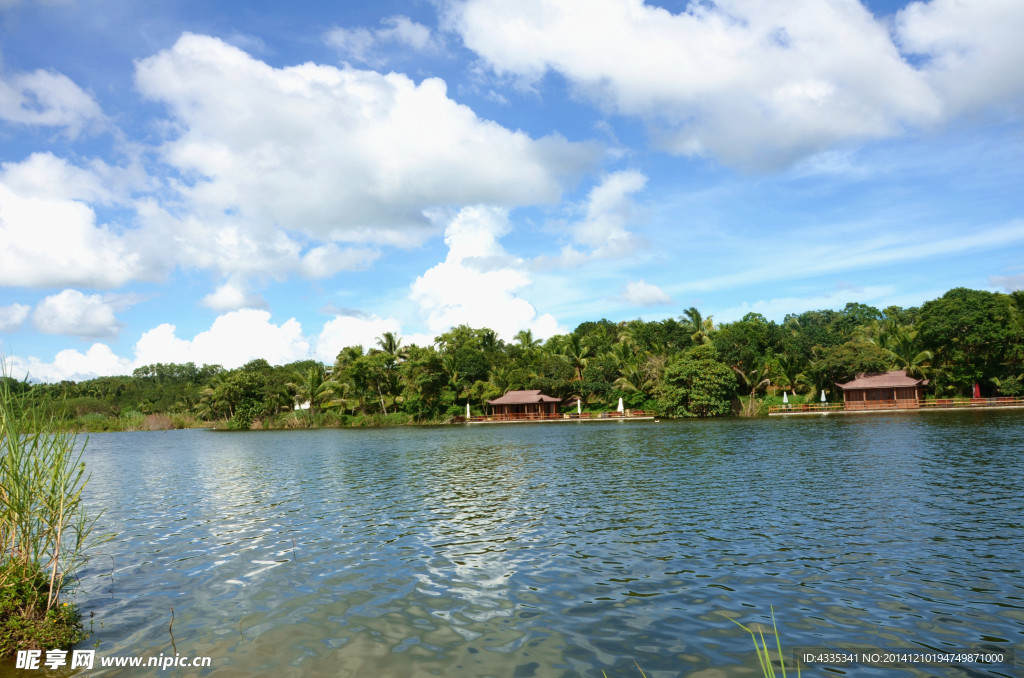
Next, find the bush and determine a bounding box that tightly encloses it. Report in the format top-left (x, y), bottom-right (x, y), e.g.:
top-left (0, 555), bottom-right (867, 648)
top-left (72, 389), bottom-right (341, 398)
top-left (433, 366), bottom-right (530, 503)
top-left (118, 410), bottom-right (145, 431)
top-left (77, 413), bottom-right (117, 432)
top-left (0, 561), bottom-right (85, 656)
top-left (0, 364), bottom-right (107, 658)
top-left (658, 345), bottom-right (738, 417)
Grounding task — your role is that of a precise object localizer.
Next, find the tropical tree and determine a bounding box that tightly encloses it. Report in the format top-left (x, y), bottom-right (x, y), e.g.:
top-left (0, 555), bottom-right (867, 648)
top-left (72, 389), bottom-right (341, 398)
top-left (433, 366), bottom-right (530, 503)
top-left (290, 364), bottom-right (335, 420)
top-left (658, 344), bottom-right (737, 417)
top-left (732, 364), bottom-right (771, 417)
top-left (681, 307), bottom-right (715, 345)
top-left (878, 327), bottom-right (933, 379)
top-left (556, 333), bottom-right (593, 381)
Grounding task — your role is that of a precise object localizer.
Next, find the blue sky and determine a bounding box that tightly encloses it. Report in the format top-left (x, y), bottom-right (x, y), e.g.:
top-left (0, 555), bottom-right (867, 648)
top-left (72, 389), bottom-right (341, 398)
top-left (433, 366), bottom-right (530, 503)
top-left (1, 0), bottom-right (1022, 381)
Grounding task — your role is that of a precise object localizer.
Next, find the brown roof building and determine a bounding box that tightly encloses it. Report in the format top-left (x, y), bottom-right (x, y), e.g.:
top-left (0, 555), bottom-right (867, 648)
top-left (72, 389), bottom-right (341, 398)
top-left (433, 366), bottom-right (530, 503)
top-left (486, 390), bottom-right (562, 419)
top-left (836, 371), bottom-right (928, 410)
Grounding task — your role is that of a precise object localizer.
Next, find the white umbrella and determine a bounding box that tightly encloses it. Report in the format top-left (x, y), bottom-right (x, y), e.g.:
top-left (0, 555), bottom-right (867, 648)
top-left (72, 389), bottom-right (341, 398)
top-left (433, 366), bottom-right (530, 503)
top-left (466, 402), bottom-right (470, 419)
top-left (577, 398), bottom-right (582, 415)
top-left (820, 389), bottom-right (826, 403)
top-left (782, 391), bottom-right (789, 404)
top-left (617, 397), bottom-right (624, 413)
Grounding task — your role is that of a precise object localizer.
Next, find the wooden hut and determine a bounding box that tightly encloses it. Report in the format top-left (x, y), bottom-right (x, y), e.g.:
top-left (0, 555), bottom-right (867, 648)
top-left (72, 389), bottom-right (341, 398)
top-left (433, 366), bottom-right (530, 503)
top-left (836, 371), bottom-right (928, 410)
top-left (486, 390), bottom-right (562, 419)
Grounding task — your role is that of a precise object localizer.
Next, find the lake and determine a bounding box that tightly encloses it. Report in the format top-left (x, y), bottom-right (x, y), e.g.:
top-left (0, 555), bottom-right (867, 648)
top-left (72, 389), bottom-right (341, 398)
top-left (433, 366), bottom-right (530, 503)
top-left (34, 412), bottom-right (1024, 675)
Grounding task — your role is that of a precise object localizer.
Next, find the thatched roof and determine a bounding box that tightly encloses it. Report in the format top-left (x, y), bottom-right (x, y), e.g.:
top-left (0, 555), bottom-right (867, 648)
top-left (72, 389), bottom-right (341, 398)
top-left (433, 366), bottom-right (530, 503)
top-left (486, 389), bottom-right (562, 405)
top-left (836, 370), bottom-right (928, 390)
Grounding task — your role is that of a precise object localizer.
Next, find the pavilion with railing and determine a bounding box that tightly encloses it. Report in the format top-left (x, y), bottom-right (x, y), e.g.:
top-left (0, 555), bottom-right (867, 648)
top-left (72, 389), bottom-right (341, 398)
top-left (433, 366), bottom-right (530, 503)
top-left (835, 370), bottom-right (928, 410)
top-left (487, 390), bottom-right (562, 419)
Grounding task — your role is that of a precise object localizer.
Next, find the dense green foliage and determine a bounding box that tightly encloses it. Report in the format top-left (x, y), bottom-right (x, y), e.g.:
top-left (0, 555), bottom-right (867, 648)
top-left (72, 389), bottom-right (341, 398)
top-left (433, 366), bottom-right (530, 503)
top-left (11, 287), bottom-right (1024, 428)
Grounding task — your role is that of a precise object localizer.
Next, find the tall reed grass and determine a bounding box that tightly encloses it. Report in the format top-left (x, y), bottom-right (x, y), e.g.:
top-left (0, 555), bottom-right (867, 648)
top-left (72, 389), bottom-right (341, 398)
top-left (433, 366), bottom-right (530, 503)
top-left (0, 362), bottom-right (108, 654)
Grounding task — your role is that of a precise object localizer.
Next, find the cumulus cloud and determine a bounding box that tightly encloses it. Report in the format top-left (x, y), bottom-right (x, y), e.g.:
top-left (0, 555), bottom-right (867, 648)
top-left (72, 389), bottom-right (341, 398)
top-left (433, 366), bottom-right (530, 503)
top-left (315, 312), bottom-right (404, 362)
top-left (7, 344), bottom-right (131, 383)
top-left (448, 0), bottom-right (945, 169)
top-left (134, 310), bottom-right (309, 369)
top-left (325, 15), bottom-right (440, 64)
top-left (0, 155), bottom-right (154, 288)
top-left (410, 206), bottom-right (564, 341)
top-left (538, 170), bottom-right (647, 267)
top-left (201, 279), bottom-right (268, 312)
top-left (0, 67), bottom-right (103, 136)
top-left (896, 0), bottom-right (1024, 116)
top-left (0, 303), bottom-right (30, 332)
top-left (620, 279), bottom-right (670, 307)
top-left (135, 33), bottom-right (597, 251)
top-left (571, 170), bottom-right (646, 257)
top-left (32, 289), bottom-right (121, 338)
top-left (7, 309), bottom-right (313, 382)
top-left (1, 151), bottom-right (149, 205)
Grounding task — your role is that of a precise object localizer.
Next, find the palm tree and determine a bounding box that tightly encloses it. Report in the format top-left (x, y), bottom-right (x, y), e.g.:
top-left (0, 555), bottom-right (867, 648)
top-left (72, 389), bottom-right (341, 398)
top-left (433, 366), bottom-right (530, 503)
top-left (773, 353), bottom-right (808, 394)
top-left (515, 329), bottom-right (541, 350)
top-left (605, 341), bottom-right (637, 371)
top-left (557, 334), bottom-right (593, 381)
top-left (479, 329), bottom-right (499, 354)
top-left (614, 363), bottom-right (651, 395)
top-left (681, 307), bottom-right (714, 345)
top-left (733, 364), bottom-right (771, 417)
top-left (290, 364), bottom-right (334, 419)
top-left (879, 327), bottom-right (932, 379)
top-left (378, 333), bottom-right (405, 364)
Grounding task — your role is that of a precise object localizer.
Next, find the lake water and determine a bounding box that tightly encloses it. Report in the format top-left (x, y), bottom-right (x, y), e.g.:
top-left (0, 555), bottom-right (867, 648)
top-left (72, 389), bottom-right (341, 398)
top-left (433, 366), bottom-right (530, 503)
top-left (26, 412), bottom-right (1024, 675)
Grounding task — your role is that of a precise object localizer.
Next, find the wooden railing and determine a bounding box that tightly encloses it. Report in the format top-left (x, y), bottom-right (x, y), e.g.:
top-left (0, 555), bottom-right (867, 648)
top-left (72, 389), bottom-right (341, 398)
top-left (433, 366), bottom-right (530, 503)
top-left (769, 396), bottom-right (1024, 415)
top-left (844, 399), bottom-right (920, 410)
top-left (921, 397), bottom-right (1024, 408)
top-left (767, 403), bottom-right (844, 414)
top-left (455, 410), bottom-right (651, 423)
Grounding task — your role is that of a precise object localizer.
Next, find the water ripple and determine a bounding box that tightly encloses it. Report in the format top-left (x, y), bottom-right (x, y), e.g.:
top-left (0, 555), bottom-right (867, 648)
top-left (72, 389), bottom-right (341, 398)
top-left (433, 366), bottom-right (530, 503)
top-left (46, 413), bottom-right (1024, 676)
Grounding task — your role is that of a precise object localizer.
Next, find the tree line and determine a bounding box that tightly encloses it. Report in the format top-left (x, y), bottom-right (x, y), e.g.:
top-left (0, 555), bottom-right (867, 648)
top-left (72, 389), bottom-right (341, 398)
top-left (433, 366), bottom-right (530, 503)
top-left (8, 287), bottom-right (1023, 429)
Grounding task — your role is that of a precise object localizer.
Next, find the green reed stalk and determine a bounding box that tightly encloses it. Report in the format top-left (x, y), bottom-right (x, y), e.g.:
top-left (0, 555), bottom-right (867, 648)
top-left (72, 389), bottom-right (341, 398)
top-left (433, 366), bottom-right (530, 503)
top-left (0, 361), bottom-right (107, 615)
top-left (724, 605), bottom-right (799, 678)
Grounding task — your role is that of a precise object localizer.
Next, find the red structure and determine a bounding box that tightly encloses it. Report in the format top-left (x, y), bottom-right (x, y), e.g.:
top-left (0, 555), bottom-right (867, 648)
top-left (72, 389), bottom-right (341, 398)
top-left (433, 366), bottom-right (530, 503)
top-left (486, 390), bottom-right (562, 419)
top-left (836, 371), bottom-right (928, 410)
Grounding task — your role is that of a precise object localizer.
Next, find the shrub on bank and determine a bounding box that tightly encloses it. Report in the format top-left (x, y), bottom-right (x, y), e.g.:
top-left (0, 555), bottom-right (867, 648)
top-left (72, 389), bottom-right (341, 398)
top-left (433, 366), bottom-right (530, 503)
top-left (0, 365), bottom-right (107, 659)
top-left (0, 562), bottom-right (85, 657)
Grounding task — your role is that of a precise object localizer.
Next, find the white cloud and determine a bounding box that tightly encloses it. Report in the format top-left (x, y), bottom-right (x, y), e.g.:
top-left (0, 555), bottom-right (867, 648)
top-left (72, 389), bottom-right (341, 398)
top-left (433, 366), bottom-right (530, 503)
top-left (135, 33), bottom-right (597, 252)
top-left (0, 166), bottom-right (147, 288)
top-left (134, 310), bottom-right (309, 369)
top-left (0, 303), bottom-right (30, 332)
top-left (896, 0), bottom-right (1024, 117)
top-left (620, 279), bottom-right (670, 307)
top-left (537, 170), bottom-right (647, 268)
top-left (298, 244), bottom-right (379, 278)
top-left (7, 309), bottom-right (312, 382)
top-left (572, 170), bottom-right (646, 257)
top-left (325, 15), bottom-right (439, 64)
top-left (0, 67), bottom-right (103, 136)
top-left (448, 0), bottom-right (943, 169)
top-left (315, 313), bottom-right (404, 362)
top-left (201, 279), bottom-right (268, 312)
top-left (32, 289), bottom-right (121, 338)
top-left (8, 344), bottom-right (131, 383)
top-left (409, 206), bottom-right (565, 341)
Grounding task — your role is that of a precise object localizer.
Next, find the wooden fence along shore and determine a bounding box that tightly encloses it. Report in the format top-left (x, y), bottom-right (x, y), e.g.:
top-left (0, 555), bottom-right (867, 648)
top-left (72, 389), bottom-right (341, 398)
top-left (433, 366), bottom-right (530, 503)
top-left (456, 411), bottom-right (655, 424)
top-left (769, 397), bottom-right (1024, 416)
